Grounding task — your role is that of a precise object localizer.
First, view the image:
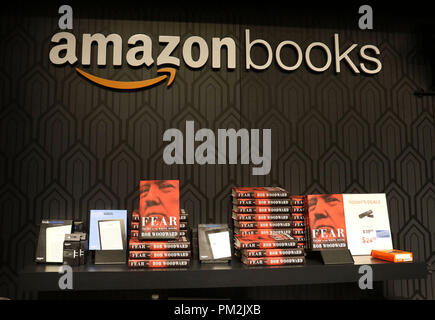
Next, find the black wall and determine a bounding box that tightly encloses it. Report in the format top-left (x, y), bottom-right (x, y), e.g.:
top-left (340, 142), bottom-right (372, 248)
top-left (0, 4), bottom-right (434, 299)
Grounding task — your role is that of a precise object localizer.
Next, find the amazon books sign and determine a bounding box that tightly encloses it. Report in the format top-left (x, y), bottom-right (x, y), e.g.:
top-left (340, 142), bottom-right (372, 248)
top-left (47, 8), bottom-right (383, 176)
top-left (49, 30), bottom-right (382, 90)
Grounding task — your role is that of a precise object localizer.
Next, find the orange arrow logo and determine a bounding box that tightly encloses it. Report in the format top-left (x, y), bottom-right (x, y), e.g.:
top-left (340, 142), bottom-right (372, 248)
top-left (75, 67), bottom-right (176, 90)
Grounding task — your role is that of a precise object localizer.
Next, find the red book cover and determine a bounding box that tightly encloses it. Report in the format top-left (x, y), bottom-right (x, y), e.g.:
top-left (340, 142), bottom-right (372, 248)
top-left (129, 250), bottom-right (191, 259)
top-left (232, 212), bottom-right (292, 221)
top-left (232, 198), bottom-right (292, 206)
top-left (232, 187), bottom-right (289, 199)
top-left (139, 180), bottom-right (180, 240)
top-left (128, 259), bottom-right (190, 268)
top-left (234, 221), bottom-right (293, 229)
top-left (233, 206), bottom-right (291, 214)
top-left (241, 248), bottom-right (304, 257)
top-left (241, 256), bottom-right (305, 266)
top-left (234, 228), bottom-right (293, 236)
top-left (306, 194), bottom-right (348, 250)
top-left (129, 237), bottom-right (190, 251)
top-left (234, 234), bottom-right (297, 249)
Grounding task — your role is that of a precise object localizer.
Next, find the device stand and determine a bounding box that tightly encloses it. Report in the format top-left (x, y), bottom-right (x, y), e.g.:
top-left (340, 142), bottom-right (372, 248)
top-left (94, 250), bottom-right (126, 264)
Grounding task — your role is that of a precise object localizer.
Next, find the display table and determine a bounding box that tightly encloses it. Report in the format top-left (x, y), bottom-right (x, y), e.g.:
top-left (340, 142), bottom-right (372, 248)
top-left (20, 255), bottom-right (427, 292)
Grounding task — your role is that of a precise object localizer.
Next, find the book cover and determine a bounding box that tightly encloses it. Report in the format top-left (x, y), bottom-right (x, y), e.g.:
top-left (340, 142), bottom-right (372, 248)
top-left (232, 212), bottom-right (292, 221)
top-left (234, 228), bottom-right (293, 236)
top-left (234, 234), bottom-right (297, 249)
top-left (306, 194), bottom-right (347, 250)
top-left (232, 198), bottom-right (292, 206)
top-left (234, 221), bottom-right (293, 229)
top-left (129, 250), bottom-right (191, 259)
top-left (128, 259), bottom-right (190, 268)
top-left (129, 237), bottom-right (190, 251)
top-left (241, 255), bottom-right (305, 266)
top-left (232, 206), bottom-right (291, 214)
top-left (241, 248), bottom-right (304, 257)
top-left (139, 180), bottom-right (180, 240)
top-left (232, 187), bottom-right (289, 199)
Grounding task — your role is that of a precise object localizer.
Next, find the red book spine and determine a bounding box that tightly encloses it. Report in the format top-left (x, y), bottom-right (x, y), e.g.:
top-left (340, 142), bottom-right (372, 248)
top-left (233, 198), bottom-right (292, 206)
top-left (234, 228), bottom-right (294, 236)
top-left (235, 221), bottom-right (293, 229)
top-left (129, 251), bottom-right (191, 259)
top-left (241, 256), bottom-right (305, 265)
top-left (232, 187), bottom-right (289, 198)
top-left (128, 259), bottom-right (190, 268)
top-left (233, 206), bottom-right (292, 214)
top-left (241, 248), bottom-right (304, 257)
top-left (129, 239), bottom-right (191, 251)
top-left (232, 212), bottom-right (292, 221)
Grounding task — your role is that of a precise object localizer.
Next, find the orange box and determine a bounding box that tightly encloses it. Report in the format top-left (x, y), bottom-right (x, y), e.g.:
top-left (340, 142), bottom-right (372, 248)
top-left (371, 249), bottom-right (413, 263)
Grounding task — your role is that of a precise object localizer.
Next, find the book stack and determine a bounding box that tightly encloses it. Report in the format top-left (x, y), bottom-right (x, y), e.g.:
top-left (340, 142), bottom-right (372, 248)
top-left (289, 195), bottom-right (308, 249)
top-left (128, 209), bottom-right (192, 268)
top-left (234, 233), bottom-right (306, 266)
top-left (127, 180), bottom-right (192, 268)
top-left (231, 187), bottom-right (306, 265)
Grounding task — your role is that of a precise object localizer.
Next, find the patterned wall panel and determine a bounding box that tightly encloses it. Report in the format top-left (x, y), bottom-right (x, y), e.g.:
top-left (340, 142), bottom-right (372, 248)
top-left (0, 6), bottom-right (434, 300)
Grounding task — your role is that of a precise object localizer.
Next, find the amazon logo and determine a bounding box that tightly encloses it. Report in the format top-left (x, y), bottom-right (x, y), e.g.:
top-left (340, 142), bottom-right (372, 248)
top-left (49, 31), bottom-right (236, 90)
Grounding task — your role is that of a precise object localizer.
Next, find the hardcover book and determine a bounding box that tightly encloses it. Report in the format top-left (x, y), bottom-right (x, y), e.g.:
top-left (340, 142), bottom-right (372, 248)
top-left (234, 221), bottom-right (293, 229)
top-left (232, 198), bottom-right (292, 206)
top-left (234, 234), bottom-right (297, 249)
top-left (129, 250), bottom-right (191, 259)
top-left (139, 180), bottom-right (180, 240)
top-left (129, 237), bottom-right (190, 251)
top-left (234, 228), bottom-right (293, 236)
top-left (241, 248), bottom-right (304, 257)
top-left (232, 212), bottom-right (292, 221)
top-left (128, 259), bottom-right (190, 268)
top-left (306, 194), bottom-right (347, 250)
top-left (232, 187), bottom-right (290, 199)
top-left (241, 255), bottom-right (305, 266)
top-left (232, 206), bottom-right (291, 214)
